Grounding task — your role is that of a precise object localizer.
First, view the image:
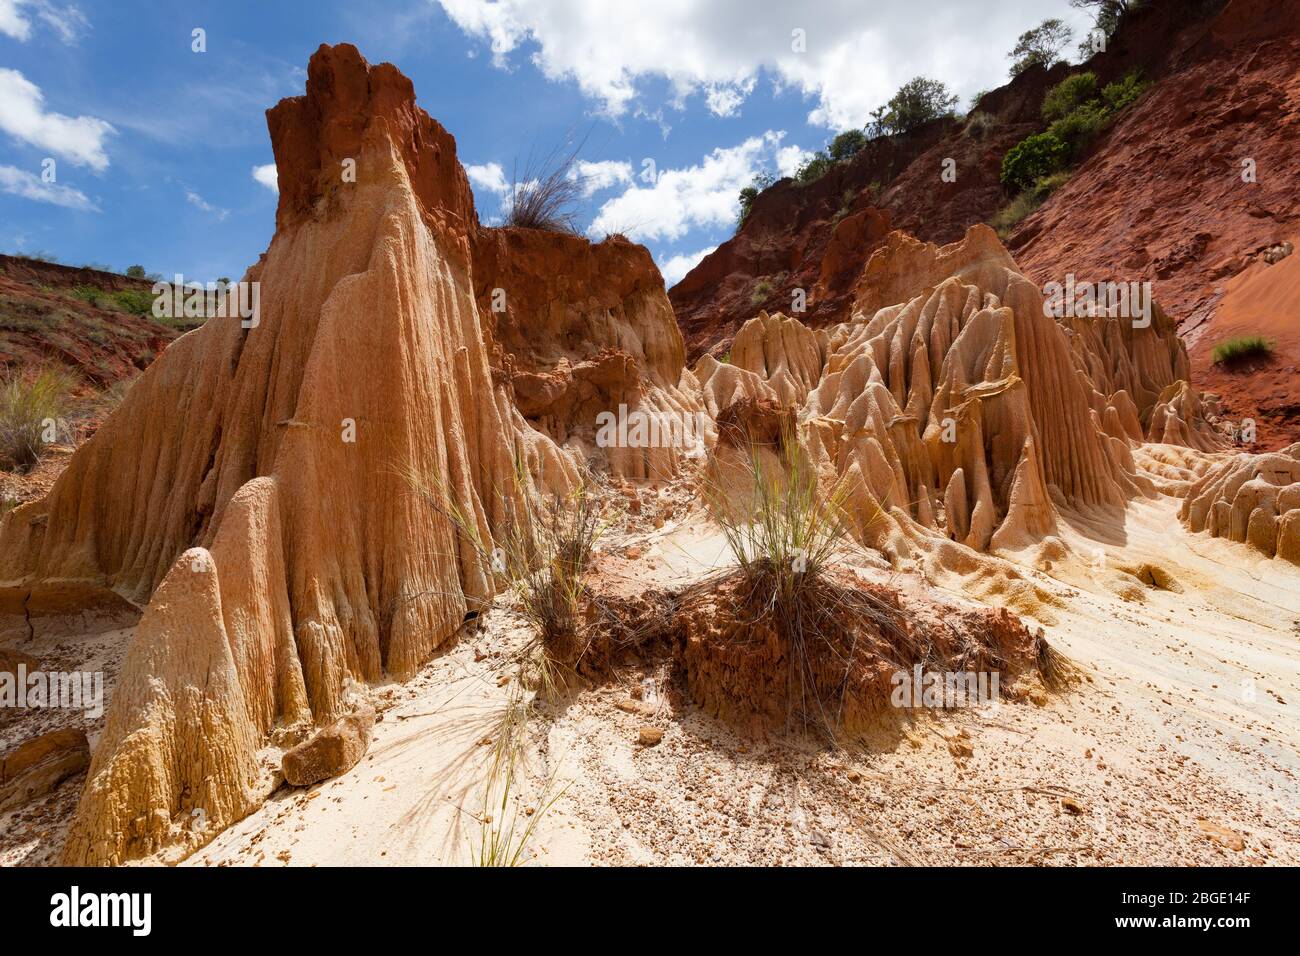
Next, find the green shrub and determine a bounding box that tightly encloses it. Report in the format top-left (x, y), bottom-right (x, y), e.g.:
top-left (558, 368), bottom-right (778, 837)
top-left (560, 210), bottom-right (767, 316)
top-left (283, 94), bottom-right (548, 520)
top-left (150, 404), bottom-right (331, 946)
top-left (737, 171), bottom-right (776, 227)
top-left (990, 172), bottom-right (1071, 239)
top-left (867, 77), bottom-right (959, 137)
top-left (125, 265), bottom-right (147, 278)
top-left (1212, 336), bottom-right (1273, 366)
top-left (0, 366), bottom-right (78, 472)
top-left (111, 289), bottom-right (156, 316)
top-left (1101, 69), bottom-right (1151, 112)
top-left (750, 277), bottom-right (774, 306)
top-left (1000, 132), bottom-right (1068, 191)
top-left (795, 150), bottom-right (834, 184)
top-left (1047, 100), bottom-right (1111, 158)
top-left (828, 129), bottom-right (867, 161)
top-left (69, 285), bottom-right (106, 308)
top-left (1042, 72), bottom-right (1098, 122)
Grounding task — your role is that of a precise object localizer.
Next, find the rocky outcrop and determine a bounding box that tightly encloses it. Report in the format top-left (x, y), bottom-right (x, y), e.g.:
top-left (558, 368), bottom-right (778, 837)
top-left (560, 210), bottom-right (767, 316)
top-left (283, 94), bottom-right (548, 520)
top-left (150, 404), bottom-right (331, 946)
top-left (471, 227), bottom-right (704, 480)
top-left (670, 0), bottom-right (1253, 362)
top-left (1008, 0), bottom-right (1300, 447)
top-left (696, 226), bottom-right (1232, 562)
top-left (1179, 444), bottom-right (1300, 562)
top-left (0, 40), bottom-right (707, 866)
top-left (0, 726), bottom-right (88, 811)
top-left (0, 44), bottom-right (593, 865)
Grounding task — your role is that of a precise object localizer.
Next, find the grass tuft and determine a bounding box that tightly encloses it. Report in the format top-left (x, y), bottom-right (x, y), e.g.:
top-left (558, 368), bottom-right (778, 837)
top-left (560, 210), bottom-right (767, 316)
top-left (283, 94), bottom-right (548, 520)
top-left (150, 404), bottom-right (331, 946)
top-left (0, 365), bottom-right (78, 472)
top-left (1211, 335), bottom-right (1273, 366)
top-left (505, 136), bottom-right (587, 234)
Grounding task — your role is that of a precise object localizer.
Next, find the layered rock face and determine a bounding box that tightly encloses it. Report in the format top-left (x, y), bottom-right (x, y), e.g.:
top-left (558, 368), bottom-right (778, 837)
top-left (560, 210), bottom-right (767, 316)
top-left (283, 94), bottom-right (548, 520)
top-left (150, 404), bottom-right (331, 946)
top-left (699, 226), bottom-right (1218, 558)
top-left (471, 228), bottom-right (704, 480)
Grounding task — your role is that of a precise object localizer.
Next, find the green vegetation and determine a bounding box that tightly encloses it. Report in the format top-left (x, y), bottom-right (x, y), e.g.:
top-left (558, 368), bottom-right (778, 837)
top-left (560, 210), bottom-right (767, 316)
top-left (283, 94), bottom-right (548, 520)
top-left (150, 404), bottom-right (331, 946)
top-left (1009, 18), bottom-right (1074, 76)
top-left (827, 128), bottom-right (867, 161)
top-left (990, 172), bottom-right (1072, 239)
top-left (737, 75), bottom-right (957, 217)
top-left (750, 277), bottom-right (774, 307)
top-left (1001, 69), bottom-right (1150, 192)
top-left (867, 76), bottom-right (960, 138)
top-left (67, 284), bottom-right (157, 317)
top-left (1047, 99), bottom-right (1111, 158)
top-left (1042, 72), bottom-right (1098, 122)
top-left (1000, 133), bottom-right (1070, 192)
top-left (793, 150), bottom-right (835, 184)
top-left (1212, 336), bottom-right (1273, 366)
top-left (0, 365), bottom-right (78, 472)
top-left (1101, 69), bottom-right (1152, 112)
top-left (737, 171), bottom-right (776, 226)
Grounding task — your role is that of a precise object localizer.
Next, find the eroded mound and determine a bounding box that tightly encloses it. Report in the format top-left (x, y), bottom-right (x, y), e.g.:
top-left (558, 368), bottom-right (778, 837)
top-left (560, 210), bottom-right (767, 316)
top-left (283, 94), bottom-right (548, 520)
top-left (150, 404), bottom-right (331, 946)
top-left (674, 567), bottom-right (1043, 738)
top-left (1180, 443), bottom-right (1300, 562)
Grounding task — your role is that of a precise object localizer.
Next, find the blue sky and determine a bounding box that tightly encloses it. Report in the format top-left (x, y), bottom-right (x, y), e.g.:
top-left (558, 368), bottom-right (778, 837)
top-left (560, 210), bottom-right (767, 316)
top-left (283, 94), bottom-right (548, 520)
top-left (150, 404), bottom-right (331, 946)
top-left (0, 0), bottom-right (1093, 286)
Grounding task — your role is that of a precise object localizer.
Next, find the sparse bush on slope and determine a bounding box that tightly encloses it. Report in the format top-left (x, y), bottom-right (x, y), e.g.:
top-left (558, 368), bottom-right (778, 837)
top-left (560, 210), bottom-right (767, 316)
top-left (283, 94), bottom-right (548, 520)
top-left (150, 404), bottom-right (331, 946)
top-left (0, 365), bottom-right (77, 472)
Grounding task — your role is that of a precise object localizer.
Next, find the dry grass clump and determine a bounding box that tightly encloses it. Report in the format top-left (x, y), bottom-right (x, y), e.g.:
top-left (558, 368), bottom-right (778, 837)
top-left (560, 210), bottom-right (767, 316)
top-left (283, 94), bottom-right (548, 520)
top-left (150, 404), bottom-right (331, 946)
top-left (1034, 629), bottom-right (1082, 691)
top-left (505, 137), bottom-right (587, 234)
top-left (409, 465), bottom-right (608, 690)
top-left (697, 436), bottom-right (900, 738)
top-left (405, 465), bottom-right (606, 865)
top-left (692, 432), bottom-right (1058, 740)
top-left (0, 365), bottom-right (78, 472)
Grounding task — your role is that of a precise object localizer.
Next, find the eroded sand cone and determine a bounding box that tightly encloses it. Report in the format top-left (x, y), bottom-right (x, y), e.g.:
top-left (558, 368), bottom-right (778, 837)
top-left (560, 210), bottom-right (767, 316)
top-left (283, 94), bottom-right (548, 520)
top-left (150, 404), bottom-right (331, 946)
top-left (696, 225), bottom-right (1222, 559)
top-left (0, 44), bottom-right (604, 864)
top-left (1180, 444), bottom-right (1300, 562)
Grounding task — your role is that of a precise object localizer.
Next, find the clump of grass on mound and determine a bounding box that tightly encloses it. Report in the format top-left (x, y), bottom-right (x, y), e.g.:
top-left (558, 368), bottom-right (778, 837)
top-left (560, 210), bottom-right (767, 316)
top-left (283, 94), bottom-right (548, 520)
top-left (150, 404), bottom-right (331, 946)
top-left (1211, 335), bottom-right (1273, 366)
top-left (0, 365), bottom-right (78, 472)
top-left (691, 433), bottom-right (1065, 741)
top-left (505, 137), bottom-right (586, 234)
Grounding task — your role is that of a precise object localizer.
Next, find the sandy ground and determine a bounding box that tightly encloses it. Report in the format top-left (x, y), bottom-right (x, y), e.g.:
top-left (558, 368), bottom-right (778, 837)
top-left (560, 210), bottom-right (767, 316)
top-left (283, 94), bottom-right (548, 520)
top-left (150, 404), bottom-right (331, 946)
top-left (3, 479), bottom-right (1297, 867)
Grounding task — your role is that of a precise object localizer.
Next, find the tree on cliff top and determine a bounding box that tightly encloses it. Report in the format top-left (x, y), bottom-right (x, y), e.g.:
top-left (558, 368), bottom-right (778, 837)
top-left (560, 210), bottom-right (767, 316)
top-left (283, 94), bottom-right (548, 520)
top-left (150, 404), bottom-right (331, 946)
top-left (867, 77), bottom-right (959, 138)
top-left (1009, 19), bottom-right (1074, 76)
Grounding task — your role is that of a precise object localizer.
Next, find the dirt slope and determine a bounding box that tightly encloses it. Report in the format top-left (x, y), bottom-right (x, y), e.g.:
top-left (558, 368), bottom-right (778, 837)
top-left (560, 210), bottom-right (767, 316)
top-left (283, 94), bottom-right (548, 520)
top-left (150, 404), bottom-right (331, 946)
top-left (0, 255), bottom-right (182, 385)
top-left (1011, 0), bottom-right (1300, 449)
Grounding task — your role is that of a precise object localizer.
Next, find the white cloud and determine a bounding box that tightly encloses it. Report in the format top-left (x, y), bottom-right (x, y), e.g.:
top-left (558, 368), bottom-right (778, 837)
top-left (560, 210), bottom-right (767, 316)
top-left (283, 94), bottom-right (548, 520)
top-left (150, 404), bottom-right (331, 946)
top-left (704, 78), bottom-right (756, 118)
top-left (776, 143), bottom-right (812, 178)
top-left (251, 163), bottom-right (278, 193)
top-left (660, 245), bottom-right (716, 286)
top-left (588, 131), bottom-right (785, 243)
top-left (185, 189), bottom-right (228, 221)
top-left (571, 159), bottom-right (632, 196)
top-left (465, 161), bottom-right (509, 196)
top-left (0, 163), bottom-right (96, 210)
top-left (0, 1), bottom-right (88, 44)
top-left (0, 1), bottom-right (31, 39)
top-left (0, 68), bottom-right (113, 170)
top-left (435, 0), bottom-right (1094, 128)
